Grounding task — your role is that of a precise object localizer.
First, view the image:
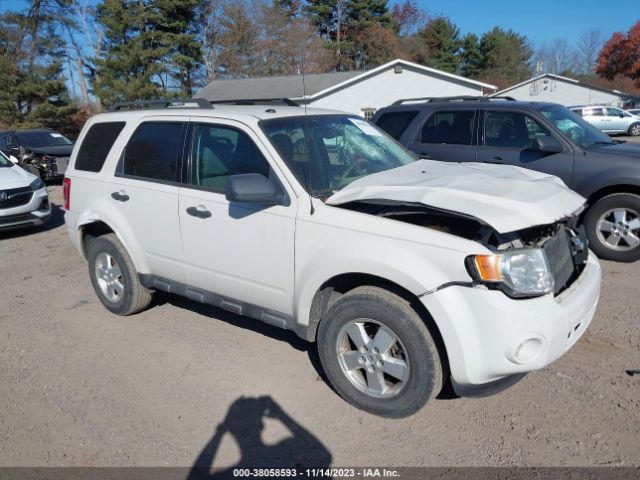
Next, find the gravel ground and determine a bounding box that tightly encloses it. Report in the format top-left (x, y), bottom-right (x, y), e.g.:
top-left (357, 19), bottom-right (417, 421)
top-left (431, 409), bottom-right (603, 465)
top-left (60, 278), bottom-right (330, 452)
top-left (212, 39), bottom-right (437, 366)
top-left (0, 181), bottom-right (639, 470)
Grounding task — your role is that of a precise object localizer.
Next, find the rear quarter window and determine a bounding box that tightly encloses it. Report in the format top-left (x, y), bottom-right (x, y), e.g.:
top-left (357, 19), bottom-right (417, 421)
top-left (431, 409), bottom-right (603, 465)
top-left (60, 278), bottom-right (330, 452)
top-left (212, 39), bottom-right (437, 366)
top-left (75, 122), bottom-right (126, 172)
top-left (120, 122), bottom-right (185, 182)
top-left (374, 111), bottom-right (419, 140)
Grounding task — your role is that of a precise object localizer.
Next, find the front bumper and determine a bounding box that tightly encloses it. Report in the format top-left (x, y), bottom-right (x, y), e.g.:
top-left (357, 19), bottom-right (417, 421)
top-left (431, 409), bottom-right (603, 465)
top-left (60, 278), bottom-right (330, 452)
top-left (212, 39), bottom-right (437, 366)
top-left (0, 187), bottom-right (51, 231)
top-left (421, 252), bottom-right (601, 395)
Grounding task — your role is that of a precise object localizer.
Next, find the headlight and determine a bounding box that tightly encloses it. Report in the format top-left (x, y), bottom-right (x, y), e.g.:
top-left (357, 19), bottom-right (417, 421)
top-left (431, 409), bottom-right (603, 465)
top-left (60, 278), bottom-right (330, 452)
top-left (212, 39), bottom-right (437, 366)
top-left (467, 248), bottom-right (554, 298)
top-left (29, 177), bottom-right (45, 191)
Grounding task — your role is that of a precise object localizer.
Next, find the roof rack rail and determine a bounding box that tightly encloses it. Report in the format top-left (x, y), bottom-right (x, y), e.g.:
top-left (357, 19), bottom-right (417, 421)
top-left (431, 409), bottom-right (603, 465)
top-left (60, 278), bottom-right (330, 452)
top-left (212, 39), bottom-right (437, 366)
top-left (109, 98), bottom-right (212, 111)
top-left (392, 95), bottom-right (516, 105)
top-left (210, 98), bottom-right (300, 107)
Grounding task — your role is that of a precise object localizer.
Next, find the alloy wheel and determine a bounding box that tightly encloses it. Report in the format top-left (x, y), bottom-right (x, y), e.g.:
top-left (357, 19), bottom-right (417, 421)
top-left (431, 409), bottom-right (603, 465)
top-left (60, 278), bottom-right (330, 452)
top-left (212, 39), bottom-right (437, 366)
top-left (336, 319), bottom-right (410, 398)
top-left (94, 252), bottom-right (124, 302)
top-left (596, 208), bottom-right (640, 251)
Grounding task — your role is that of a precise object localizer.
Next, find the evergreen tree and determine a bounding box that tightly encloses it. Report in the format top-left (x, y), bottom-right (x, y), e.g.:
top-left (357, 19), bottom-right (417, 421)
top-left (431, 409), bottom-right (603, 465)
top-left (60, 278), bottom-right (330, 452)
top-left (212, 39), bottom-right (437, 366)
top-left (0, 3), bottom-right (77, 130)
top-left (459, 32), bottom-right (482, 78)
top-left (93, 0), bottom-right (203, 107)
top-left (478, 27), bottom-right (532, 86)
top-left (417, 16), bottom-right (461, 73)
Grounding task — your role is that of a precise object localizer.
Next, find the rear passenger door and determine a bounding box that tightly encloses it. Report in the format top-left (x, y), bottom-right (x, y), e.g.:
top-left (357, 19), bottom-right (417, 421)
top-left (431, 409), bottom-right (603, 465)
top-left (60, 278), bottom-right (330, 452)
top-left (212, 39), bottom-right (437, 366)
top-left (106, 118), bottom-right (189, 284)
top-left (178, 120), bottom-right (296, 315)
top-left (408, 110), bottom-right (478, 162)
top-left (476, 110), bottom-right (574, 186)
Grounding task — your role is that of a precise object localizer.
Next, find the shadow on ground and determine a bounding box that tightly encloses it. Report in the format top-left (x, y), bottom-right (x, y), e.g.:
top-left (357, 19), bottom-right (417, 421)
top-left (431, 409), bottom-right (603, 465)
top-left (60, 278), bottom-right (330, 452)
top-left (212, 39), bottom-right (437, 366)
top-left (187, 396), bottom-right (332, 479)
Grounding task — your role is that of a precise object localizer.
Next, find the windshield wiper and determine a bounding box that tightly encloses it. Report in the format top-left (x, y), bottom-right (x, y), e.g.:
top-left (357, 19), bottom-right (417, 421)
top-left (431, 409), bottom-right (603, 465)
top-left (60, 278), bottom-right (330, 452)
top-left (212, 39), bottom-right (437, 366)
top-left (589, 141), bottom-right (615, 146)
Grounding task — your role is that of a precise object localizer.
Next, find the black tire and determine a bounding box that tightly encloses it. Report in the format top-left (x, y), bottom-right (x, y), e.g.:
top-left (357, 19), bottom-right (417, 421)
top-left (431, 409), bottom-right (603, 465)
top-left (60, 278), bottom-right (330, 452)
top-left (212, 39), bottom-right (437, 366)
top-left (627, 122), bottom-right (640, 137)
top-left (86, 233), bottom-right (153, 315)
top-left (317, 286), bottom-right (443, 418)
top-left (583, 193), bottom-right (640, 262)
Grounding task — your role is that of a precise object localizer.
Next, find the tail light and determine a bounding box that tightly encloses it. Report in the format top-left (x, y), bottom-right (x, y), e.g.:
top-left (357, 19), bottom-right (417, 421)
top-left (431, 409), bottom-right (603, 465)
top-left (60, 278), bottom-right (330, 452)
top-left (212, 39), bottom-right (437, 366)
top-left (63, 177), bottom-right (71, 210)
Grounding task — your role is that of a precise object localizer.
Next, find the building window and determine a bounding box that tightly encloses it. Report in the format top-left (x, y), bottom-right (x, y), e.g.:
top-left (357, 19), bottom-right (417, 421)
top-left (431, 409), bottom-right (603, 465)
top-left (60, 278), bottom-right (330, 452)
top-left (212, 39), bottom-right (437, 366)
top-left (361, 107), bottom-right (376, 121)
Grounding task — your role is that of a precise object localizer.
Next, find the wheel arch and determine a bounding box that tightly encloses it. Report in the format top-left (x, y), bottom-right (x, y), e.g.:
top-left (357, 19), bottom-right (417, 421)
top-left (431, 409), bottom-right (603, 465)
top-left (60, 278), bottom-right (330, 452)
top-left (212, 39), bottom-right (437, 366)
top-left (303, 272), bottom-right (451, 382)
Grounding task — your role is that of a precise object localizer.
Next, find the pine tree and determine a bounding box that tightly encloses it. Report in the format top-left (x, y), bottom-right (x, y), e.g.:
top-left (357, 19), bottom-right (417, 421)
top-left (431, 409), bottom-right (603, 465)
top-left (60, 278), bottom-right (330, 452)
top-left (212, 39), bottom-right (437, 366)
top-left (459, 32), bottom-right (482, 78)
top-left (478, 27), bottom-right (532, 86)
top-left (0, 3), bottom-right (77, 130)
top-left (417, 16), bottom-right (461, 73)
top-left (93, 0), bottom-right (203, 107)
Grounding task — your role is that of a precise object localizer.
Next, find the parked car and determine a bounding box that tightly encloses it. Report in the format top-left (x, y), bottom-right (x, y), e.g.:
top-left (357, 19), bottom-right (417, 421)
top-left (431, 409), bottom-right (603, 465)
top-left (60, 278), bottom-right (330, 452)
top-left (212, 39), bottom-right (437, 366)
top-left (0, 128), bottom-right (74, 180)
top-left (0, 149), bottom-right (51, 231)
top-left (569, 105), bottom-right (640, 136)
top-left (64, 98), bottom-right (600, 418)
top-left (373, 96), bottom-right (640, 262)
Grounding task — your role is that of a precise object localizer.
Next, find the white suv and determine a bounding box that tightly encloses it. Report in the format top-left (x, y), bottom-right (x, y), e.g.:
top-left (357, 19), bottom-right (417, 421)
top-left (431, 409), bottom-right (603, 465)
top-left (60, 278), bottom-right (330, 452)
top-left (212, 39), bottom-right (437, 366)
top-left (64, 99), bottom-right (601, 417)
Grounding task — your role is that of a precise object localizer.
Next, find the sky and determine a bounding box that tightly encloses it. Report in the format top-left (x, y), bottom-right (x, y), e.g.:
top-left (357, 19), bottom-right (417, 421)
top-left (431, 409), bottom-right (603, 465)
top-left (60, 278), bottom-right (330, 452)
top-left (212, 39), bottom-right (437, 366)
top-left (0, 0), bottom-right (637, 47)
top-left (413, 0), bottom-right (637, 46)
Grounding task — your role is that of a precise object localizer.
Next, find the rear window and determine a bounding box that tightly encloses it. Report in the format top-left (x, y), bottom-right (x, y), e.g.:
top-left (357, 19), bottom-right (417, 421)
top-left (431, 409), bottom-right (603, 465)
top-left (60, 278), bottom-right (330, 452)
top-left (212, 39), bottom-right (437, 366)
top-left (121, 122), bottom-right (185, 182)
top-left (421, 110), bottom-right (476, 145)
top-left (75, 122), bottom-right (126, 172)
top-left (374, 111), bottom-right (418, 140)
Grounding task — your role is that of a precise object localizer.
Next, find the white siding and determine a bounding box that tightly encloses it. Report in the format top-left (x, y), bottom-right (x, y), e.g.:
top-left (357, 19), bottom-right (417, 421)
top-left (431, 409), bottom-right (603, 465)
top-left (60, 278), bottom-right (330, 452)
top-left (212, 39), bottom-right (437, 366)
top-left (504, 79), bottom-right (621, 106)
top-left (308, 67), bottom-right (485, 115)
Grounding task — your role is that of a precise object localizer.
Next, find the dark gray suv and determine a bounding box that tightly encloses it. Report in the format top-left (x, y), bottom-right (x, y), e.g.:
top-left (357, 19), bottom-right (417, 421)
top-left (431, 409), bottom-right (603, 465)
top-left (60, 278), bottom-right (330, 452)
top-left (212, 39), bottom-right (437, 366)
top-left (373, 97), bottom-right (640, 262)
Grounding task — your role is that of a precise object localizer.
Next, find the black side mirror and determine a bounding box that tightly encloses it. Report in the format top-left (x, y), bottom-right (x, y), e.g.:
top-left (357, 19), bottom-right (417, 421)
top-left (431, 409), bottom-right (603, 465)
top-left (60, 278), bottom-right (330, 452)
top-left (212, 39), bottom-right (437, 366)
top-left (533, 136), bottom-right (563, 154)
top-left (620, 113), bottom-right (625, 118)
top-left (225, 173), bottom-right (283, 205)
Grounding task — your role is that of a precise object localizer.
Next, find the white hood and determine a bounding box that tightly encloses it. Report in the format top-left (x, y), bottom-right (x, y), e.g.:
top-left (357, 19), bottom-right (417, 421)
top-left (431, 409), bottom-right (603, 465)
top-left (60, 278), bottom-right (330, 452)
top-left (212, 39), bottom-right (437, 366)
top-left (326, 160), bottom-right (585, 233)
top-left (0, 164), bottom-right (37, 189)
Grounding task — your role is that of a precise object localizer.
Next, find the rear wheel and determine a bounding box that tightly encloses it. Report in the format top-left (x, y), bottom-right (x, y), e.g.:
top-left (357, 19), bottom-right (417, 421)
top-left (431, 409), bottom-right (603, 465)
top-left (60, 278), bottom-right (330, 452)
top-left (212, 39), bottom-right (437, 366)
top-left (584, 193), bottom-right (640, 262)
top-left (628, 123), bottom-right (640, 136)
top-left (86, 233), bottom-right (153, 315)
top-left (317, 286), bottom-right (443, 418)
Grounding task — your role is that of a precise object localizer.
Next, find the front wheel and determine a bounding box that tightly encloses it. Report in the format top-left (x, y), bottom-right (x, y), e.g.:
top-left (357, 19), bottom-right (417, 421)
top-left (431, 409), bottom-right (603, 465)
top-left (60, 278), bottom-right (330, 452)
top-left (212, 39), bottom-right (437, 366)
top-left (628, 123), bottom-right (640, 136)
top-left (86, 233), bottom-right (153, 315)
top-left (584, 193), bottom-right (640, 262)
top-left (317, 286), bottom-right (443, 418)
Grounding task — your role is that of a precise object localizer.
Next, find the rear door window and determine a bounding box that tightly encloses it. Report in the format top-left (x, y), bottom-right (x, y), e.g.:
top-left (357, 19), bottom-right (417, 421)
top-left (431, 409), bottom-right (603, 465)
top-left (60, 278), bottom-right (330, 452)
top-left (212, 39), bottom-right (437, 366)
top-left (120, 122), bottom-right (186, 182)
top-left (420, 110), bottom-right (476, 145)
top-left (374, 111), bottom-right (419, 140)
top-left (583, 107), bottom-right (604, 117)
top-left (75, 122), bottom-right (126, 172)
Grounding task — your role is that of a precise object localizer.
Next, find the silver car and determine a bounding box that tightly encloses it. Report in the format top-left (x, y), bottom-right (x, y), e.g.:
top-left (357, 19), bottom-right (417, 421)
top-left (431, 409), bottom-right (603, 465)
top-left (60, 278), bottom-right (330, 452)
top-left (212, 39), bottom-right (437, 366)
top-left (570, 105), bottom-right (640, 136)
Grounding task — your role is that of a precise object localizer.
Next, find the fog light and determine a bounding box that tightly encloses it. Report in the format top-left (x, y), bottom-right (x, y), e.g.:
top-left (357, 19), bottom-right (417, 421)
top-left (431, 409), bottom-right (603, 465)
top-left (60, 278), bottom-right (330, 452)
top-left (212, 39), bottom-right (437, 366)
top-left (513, 338), bottom-right (544, 364)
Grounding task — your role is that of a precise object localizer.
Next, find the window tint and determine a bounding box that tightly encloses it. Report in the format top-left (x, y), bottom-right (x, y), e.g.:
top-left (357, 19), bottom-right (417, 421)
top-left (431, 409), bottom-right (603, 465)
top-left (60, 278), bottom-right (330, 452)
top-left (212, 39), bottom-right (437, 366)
top-left (190, 124), bottom-right (271, 192)
top-left (420, 110), bottom-right (475, 145)
top-left (375, 111), bottom-right (418, 140)
top-left (584, 107), bottom-right (603, 117)
top-left (484, 111), bottom-right (552, 149)
top-left (122, 122), bottom-right (185, 182)
top-left (76, 122), bottom-right (126, 172)
top-left (606, 107), bottom-right (622, 116)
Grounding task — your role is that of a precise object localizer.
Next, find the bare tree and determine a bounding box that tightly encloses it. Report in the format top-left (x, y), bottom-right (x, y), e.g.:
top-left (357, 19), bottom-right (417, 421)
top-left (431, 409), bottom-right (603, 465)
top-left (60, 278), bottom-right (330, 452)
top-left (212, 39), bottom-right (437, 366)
top-left (533, 37), bottom-right (579, 75)
top-left (576, 29), bottom-right (603, 74)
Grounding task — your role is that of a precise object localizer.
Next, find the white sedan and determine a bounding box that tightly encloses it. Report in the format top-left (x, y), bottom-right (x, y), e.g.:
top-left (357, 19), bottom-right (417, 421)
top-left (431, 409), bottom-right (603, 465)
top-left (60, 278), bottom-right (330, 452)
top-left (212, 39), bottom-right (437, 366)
top-left (0, 150), bottom-right (50, 231)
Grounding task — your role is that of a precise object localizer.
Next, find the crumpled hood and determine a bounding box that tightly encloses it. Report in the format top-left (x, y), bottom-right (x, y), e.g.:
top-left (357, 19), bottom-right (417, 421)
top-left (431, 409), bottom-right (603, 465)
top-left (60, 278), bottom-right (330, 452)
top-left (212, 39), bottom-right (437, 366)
top-left (326, 160), bottom-right (586, 233)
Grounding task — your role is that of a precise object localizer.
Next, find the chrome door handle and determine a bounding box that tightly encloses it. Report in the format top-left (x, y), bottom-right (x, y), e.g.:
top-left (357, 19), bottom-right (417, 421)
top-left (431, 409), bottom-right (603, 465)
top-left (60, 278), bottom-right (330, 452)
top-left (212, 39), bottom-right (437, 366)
top-left (186, 205), bottom-right (212, 219)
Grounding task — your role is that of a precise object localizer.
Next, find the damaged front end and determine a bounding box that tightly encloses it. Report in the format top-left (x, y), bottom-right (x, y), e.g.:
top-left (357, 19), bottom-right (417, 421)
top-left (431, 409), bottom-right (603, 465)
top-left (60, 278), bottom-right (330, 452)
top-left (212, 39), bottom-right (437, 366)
top-left (338, 200), bottom-right (589, 298)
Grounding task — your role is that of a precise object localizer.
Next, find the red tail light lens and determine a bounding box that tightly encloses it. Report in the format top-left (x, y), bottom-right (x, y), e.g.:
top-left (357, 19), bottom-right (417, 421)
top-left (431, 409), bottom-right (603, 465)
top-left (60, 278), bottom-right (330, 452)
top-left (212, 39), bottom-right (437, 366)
top-left (63, 177), bottom-right (71, 210)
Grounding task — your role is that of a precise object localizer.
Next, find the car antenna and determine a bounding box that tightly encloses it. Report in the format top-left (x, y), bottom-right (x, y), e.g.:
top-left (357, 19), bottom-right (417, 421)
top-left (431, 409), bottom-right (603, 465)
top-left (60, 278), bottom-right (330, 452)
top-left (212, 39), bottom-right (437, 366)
top-left (300, 49), bottom-right (315, 215)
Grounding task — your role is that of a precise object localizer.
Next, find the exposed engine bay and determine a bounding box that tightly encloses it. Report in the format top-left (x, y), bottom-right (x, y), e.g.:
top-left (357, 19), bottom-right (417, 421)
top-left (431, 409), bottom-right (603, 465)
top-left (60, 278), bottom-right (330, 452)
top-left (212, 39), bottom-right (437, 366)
top-left (340, 200), bottom-right (589, 295)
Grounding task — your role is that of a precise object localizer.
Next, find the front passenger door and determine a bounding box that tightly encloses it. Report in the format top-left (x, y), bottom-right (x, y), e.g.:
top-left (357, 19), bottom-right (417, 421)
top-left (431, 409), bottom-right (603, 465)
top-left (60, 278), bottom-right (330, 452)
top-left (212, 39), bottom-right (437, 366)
top-left (476, 110), bottom-right (574, 186)
top-left (179, 121), bottom-right (296, 315)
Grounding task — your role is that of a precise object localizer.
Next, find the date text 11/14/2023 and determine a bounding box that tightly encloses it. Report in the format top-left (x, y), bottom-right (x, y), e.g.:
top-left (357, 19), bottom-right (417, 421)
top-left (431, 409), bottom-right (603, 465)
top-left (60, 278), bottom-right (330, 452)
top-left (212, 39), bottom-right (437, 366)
top-left (232, 468), bottom-right (400, 478)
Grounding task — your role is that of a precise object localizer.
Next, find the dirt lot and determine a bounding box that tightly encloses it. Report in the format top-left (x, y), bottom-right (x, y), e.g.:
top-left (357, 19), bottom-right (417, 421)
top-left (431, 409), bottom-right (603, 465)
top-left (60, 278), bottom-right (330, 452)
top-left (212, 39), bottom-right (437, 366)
top-left (1, 173), bottom-right (639, 470)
